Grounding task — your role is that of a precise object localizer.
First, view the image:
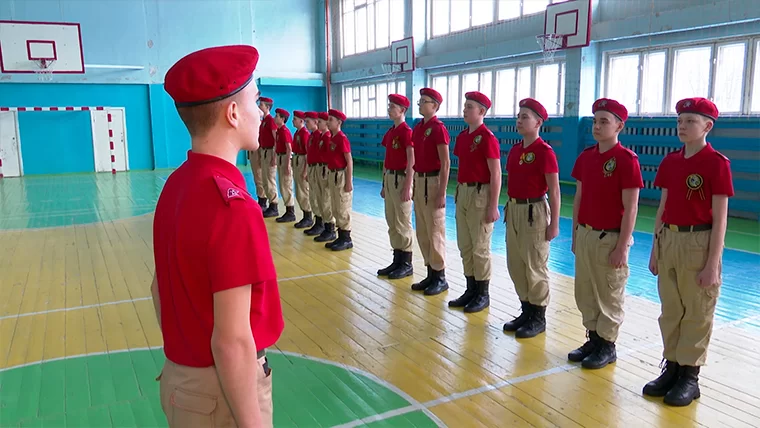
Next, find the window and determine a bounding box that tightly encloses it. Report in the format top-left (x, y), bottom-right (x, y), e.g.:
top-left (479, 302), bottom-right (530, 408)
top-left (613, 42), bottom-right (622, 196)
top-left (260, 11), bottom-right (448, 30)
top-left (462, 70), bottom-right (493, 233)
top-left (752, 41), bottom-right (760, 113)
top-left (343, 80), bottom-right (406, 118)
top-left (603, 37), bottom-right (759, 115)
top-left (429, 59), bottom-right (565, 118)
top-left (342, 0), bottom-right (404, 57)
top-left (432, 0), bottom-right (552, 37)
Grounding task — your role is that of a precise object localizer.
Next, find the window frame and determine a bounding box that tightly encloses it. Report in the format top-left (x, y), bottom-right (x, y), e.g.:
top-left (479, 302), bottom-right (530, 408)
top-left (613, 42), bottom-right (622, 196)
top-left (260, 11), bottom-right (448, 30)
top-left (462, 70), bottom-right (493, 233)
top-left (428, 0), bottom-right (554, 40)
top-left (341, 0), bottom-right (404, 58)
top-left (342, 79), bottom-right (407, 119)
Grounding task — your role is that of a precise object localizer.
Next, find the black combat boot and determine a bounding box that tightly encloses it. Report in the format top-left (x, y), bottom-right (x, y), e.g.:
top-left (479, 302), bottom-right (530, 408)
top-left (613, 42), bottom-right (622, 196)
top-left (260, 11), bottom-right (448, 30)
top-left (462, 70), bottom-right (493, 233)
top-left (314, 222), bottom-right (336, 242)
top-left (388, 251), bottom-right (413, 279)
top-left (663, 365), bottom-right (701, 406)
top-left (568, 331), bottom-right (599, 362)
top-left (643, 360), bottom-right (680, 397)
top-left (276, 206), bottom-right (296, 223)
top-left (294, 211), bottom-right (313, 229)
top-left (515, 304), bottom-right (546, 339)
top-left (582, 335), bottom-right (617, 369)
top-left (258, 197), bottom-right (268, 209)
top-left (424, 268), bottom-right (449, 296)
top-left (330, 229), bottom-right (353, 251)
top-left (503, 301), bottom-right (532, 332)
top-left (262, 202), bottom-right (279, 218)
top-left (378, 250), bottom-right (400, 276)
top-left (463, 280), bottom-right (490, 313)
top-left (411, 265), bottom-right (432, 291)
top-left (304, 216), bottom-right (324, 236)
top-left (448, 276), bottom-right (477, 308)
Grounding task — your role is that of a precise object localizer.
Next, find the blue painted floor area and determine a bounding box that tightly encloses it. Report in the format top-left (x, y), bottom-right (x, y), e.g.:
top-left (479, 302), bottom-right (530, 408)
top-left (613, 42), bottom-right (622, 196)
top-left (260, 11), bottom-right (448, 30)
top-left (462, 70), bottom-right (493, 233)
top-left (240, 172), bottom-right (760, 325)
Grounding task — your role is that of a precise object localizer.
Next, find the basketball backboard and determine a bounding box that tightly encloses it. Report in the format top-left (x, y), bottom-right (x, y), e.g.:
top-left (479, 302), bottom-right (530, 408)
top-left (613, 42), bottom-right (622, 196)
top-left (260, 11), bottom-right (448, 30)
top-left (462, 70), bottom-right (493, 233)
top-left (390, 37), bottom-right (414, 72)
top-left (543, 0), bottom-right (592, 49)
top-left (0, 20), bottom-right (84, 74)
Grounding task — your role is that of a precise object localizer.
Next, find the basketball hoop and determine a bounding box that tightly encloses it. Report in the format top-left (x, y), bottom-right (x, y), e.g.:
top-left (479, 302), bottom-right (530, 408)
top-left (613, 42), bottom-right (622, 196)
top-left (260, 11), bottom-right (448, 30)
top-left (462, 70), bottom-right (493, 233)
top-left (536, 34), bottom-right (566, 63)
top-left (381, 62), bottom-right (404, 76)
top-left (33, 58), bottom-right (55, 81)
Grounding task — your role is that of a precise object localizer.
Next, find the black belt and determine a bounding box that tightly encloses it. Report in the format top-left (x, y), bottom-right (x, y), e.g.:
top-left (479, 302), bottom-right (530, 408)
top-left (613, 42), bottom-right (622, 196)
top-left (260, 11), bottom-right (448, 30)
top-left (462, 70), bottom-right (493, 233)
top-left (386, 169), bottom-right (406, 176)
top-left (663, 223), bottom-right (712, 232)
top-left (330, 167), bottom-right (346, 172)
top-left (462, 182), bottom-right (487, 187)
top-left (416, 170), bottom-right (439, 177)
top-left (579, 224), bottom-right (621, 233)
top-left (508, 196), bottom-right (544, 204)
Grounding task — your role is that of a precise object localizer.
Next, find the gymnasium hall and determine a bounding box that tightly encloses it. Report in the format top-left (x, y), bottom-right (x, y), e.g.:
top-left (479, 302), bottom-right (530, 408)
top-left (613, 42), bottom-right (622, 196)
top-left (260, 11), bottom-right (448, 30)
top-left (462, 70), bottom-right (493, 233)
top-left (1, 0), bottom-right (759, 427)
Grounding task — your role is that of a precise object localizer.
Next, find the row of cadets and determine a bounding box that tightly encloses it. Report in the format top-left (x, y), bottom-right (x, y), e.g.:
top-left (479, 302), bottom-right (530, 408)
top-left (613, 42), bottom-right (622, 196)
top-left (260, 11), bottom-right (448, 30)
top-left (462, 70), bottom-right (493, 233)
top-left (273, 108), bottom-right (296, 223)
top-left (291, 111), bottom-right (314, 228)
top-left (304, 112), bottom-right (330, 237)
top-left (258, 97), bottom-right (280, 218)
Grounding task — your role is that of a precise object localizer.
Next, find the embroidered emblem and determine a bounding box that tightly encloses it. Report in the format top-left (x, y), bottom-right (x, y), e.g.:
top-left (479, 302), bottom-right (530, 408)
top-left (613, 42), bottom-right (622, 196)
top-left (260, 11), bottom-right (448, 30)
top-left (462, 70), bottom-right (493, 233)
top-left (603, 157), bottom-right (616, 177)
top-left (227, 188), bottom-right (240, 199)
top-left (392, 136), bottom-right (400, 150)
top-left (470, 135), bottom-right (483, 152)
top-left (599, 100), bottom-right (608, 107)
top-left (520, 152), bottom-right (535, 165)
top-left (425, 128), bottom-right (432, 137)
top-left (684, 100), bottom-right (692, 108)
top-left (474, 135), bottom-right (482, 144)
top-left (686, 173), bottom-right (705, 200)
top-left (330, 142), bottom-right (336, 151)
top-left (519, 99), bottom-right (527, 107)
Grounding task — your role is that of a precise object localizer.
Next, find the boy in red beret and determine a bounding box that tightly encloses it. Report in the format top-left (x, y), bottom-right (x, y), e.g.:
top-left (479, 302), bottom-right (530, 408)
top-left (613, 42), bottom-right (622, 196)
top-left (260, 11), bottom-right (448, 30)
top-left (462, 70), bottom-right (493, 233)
top-left (259, 97), bottom-right (279, 218)
top-left (304, 112), bottom-right (326, 236)
top-left (291, 111), bottom-right (314, 228)
top-left (321, 109), bottom-right (354, 251)
top-left (569, 98), bottom-right (643, 370)
top-left (157, 45), bottom-right (282, 428)
top-left (502, 98), bottom-right (560, 339)
top-left (314, 112), bottom-right (337, 243)
top-left (274, 108), bottom-right (296, 223)
top-left (448, 91), bottom-right (501, 313)
top-left (411, 87), bottom-right (451, 296)
top-left (377, 94), bottom-right (415, 279)
top-left (643, 98), bottom-right (733, 406)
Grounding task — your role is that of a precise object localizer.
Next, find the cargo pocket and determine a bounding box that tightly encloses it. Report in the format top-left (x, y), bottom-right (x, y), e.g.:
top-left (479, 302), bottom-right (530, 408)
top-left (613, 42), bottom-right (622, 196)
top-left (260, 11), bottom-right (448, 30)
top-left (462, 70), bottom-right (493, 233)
top-left (170, 387), bottom-right (217, 427)
top-left (606, 265), bottom-right (629, 290)
top-left (474, 189), bottom-right (487, 209)
top-left (686, 246), bottom-right (708, 271)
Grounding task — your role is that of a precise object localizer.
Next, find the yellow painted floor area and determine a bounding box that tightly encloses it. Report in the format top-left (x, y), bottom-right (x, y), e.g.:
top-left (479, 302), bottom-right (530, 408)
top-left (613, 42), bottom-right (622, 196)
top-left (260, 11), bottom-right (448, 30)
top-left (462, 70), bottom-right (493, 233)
top-left (2, 207), bottom-right (760, 427)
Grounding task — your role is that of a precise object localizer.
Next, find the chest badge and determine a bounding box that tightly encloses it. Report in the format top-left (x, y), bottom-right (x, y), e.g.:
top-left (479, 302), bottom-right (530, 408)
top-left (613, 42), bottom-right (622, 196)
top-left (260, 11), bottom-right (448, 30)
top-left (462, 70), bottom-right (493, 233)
top-left (686, 173), bottom-right (705, 200)
top-left (424, 128), bottom-right (432, 137)
top-left (330, 142), bottom-right (336, 151)
top-left (603, 157), bottom-right (616, 177)
top-left (520, 152), bottom-right (535, 165)
top-left (392, 136), bottom-right (400, 150)
top-left (470, 135), bottom-right (483, 152)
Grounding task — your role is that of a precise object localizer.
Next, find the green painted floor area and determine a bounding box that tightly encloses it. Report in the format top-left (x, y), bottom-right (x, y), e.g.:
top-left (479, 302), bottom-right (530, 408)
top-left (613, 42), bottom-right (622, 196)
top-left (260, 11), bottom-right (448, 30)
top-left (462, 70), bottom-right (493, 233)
top-left (0, 349), bottom-right (436, 427)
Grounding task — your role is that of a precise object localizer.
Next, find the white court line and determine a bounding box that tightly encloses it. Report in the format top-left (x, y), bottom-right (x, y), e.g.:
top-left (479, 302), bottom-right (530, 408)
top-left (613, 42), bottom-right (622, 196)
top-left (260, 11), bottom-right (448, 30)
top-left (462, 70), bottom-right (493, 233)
top-left (0, 266), bottom-right (375, 321)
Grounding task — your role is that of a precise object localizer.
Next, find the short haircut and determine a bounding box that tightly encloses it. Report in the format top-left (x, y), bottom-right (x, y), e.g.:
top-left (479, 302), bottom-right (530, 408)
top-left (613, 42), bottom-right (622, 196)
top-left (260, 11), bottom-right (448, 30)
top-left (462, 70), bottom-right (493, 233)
top-left (176, 92), bottom-right (243, 137)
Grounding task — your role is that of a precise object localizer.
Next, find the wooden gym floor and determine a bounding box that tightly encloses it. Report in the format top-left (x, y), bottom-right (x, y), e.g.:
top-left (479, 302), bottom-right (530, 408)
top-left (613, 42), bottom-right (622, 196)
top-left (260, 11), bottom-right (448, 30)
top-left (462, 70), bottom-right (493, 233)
top-left (1, 166), bottom-right (759, 427)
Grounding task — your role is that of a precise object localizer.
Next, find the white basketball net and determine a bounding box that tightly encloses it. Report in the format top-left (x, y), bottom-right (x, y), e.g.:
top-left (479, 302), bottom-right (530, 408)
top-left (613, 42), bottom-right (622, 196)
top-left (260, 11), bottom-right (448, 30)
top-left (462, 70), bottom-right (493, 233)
top-left (536, 34), bottom-right (564, 63)
top-left (381, 62), bottom-right (403, 76)
top-left (34, 59), bottom-right (55, 81)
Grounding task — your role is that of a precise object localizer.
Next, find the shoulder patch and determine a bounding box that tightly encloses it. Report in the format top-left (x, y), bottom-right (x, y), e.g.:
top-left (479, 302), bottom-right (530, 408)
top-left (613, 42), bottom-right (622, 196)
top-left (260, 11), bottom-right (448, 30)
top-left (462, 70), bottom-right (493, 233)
top-left (213, 176), bottom-right (248, 205)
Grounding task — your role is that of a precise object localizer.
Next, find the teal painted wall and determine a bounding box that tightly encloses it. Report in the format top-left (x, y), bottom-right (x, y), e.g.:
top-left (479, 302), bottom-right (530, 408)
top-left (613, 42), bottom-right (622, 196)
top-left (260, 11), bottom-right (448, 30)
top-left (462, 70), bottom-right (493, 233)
top-left (18, 111), bottom-right (94, 175)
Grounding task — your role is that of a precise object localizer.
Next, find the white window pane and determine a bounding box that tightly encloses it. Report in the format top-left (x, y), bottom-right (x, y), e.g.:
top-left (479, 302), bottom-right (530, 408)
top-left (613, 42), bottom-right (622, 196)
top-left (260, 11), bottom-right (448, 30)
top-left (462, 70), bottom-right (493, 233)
top-left (607, 54), bottom-right (639, 113)
top-left (389, 0), bottom-right (405, 41)
top-left (480, 71), bottom-right (493, 105)
top-left (560, 62), bottom-right (565, 115)
top-left (355, 7), bottom-right (367, 53)
top-left (753, 42), bottom-right (760, 112)
top-left (714, 43), bottom-right (746, 113)
top-left (472, 0), bottom-right (494, 26)
top-left (516, 66), bottom-right (532, 105)
top-left (367, 3), bottom-right (376, 51)
top-left (343, 87), bottom-right (350, 117)
top-left (495, 68), bottom-right (516, 116)
top-left (343, 11), bottom-right (355, 56)
top-left (397, 80), bottom-right (406, 97)
top-left (462, 72), bottom-right (479, 94)
top-left (535, 63), bottom-right (560, 115)
top-left (376, 0), bottom-right (390, 48)
top-left (498, 0), bottom-right (520, 20)
top-left (450, 0), bottom-right (469, 33)
top-left (671, 46), bottom-right (712, 112)
top-left (354, 0), bottom-right (366, 7)
top-left (353, 86), bottom-right (360, 100)
top-left (523, 0), bottom-right (549, 15)
top-left (360, 85), bottom-right (368, 117)
top-left (433, 76), bottom-right (448, 116)
top-left (377, 82), bottom-right (388, 113)
top-left (432, 0), bottom-right (450, 36)
top-left (368, 83), bottom-right (376, 98)
top-left (343, 0), bottom-right (355, 12)
top-left (640, 51), bottom-right (666, 114)
top-left (353, 100), bottom-right (360, 117)
top-left (448, 75), bottom-right (460, 116)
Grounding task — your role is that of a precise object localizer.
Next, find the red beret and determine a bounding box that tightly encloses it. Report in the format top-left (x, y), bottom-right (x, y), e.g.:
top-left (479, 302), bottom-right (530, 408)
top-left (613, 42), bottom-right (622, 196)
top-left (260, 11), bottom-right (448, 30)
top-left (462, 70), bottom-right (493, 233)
top-left (420, 88), bottom-right (442, 104)
top-left (388, 94), bottom-right (410, 108)
top-left (259, 97), bottom-right (273, 104)
top-left (592, 98), bottom-right (628, 122)
top-left (676, 97), bottom-right (719, 121)
top-left (519, 98), bottom-right (548, 121)
top-left (275, 108), bottom-right (289, 120)
top-left (165, 45), bottom-right (259, 108)
top-left (305, 111), bottom-right (318, 119)
top-left (318, 112), bottom-right (329, 121)
top-left (293, 110), bottom-right (306, 119)
top-left (329, 109), bottom-right (346, 122)
top-left (465, 91), bottom-right (492, 110)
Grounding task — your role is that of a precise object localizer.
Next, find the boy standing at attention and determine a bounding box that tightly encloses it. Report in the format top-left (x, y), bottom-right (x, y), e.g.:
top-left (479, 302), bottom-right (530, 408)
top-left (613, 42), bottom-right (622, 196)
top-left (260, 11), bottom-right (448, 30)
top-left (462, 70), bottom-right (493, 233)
top-left (314, 113), bottom-right (337, 243)
top-left (291, 111), bottom-right (314, 229)
top-left (274, 108), bottom-right (296, 223)
top-left (644, 98), bottom-right (732, 407)
top-left (259, 98), bottom-right (279, 218)
top-left (304, 112), bottom-right (326, 236)
top-left (322, 109), bottom-right (354, 251)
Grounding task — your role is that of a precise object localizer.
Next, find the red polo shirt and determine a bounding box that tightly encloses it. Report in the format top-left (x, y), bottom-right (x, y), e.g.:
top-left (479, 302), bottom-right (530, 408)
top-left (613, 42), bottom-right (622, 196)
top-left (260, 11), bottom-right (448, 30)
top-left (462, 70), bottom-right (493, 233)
top-left (293, 127), bottom-right (310, 155)
top-left (453, 123), bottom-right (501, 184)
top-left (412, 116), bottom-right (450, 173)
top-left (382, 122), bottom-right (413, 170)
top-left (328, 131), bottom-right (350, 170)
top-left (506, 137), bottom-right (559, 199)
top-left (571, 142), bottom-right (644, 230)
top-left (319, 130), bottom-right (332, 165)
top-left (307, 129), bottom-right (322, 165)
top-left (259, 114), bottom-right (276, 149)
top-left (153, 151), bottom-right (284, 368)
top-left (275, 125), bottom-right (292, 154)
top-left (654, 143), bottom-right (734, 226)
